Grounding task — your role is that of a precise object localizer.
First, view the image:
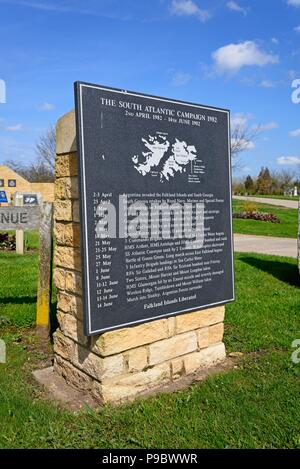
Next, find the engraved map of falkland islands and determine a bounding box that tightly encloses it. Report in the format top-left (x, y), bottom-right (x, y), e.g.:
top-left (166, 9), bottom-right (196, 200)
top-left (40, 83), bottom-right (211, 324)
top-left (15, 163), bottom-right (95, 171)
top-left (132, 132), bottom-right (205, 183)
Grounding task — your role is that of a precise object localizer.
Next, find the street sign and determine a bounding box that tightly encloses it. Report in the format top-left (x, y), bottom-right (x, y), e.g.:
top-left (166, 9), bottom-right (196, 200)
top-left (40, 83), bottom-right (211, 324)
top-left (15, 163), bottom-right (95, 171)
top-left (0, 190), bottom-right (8, 203)
top-left (0, 206), bottom-right (41, 230)
top-left (23, 194), bottom-right (39, 205)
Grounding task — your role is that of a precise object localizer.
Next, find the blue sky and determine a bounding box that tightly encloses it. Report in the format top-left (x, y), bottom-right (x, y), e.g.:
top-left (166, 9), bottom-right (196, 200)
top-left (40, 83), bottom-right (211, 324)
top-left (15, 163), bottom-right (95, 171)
top-left (0, 0), bottom-right (299, 177)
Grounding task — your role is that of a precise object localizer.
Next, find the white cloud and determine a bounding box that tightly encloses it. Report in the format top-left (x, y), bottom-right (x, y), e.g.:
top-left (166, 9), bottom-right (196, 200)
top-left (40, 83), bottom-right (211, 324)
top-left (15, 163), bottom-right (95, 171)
top-left (294, 25), bottom-right (300, 32)
top-left (6, 124), bottom-right (23, 132)
top-left (212, 41), bottom-right (279, 74)
top-left (231, 114), bottom-right (277, 133)
top-left (287, 0), bottom-right (300, 7)
top-left (230, 114), bottom-right (276, 150)
top-left (259, 79), bottom-right (277, 88)
top-left (259, 122), bottom-right (278, 131)
top-left (277, 156), bottom-right (300, 165)
top-left (226, 1), bottom-right (248, 15)
top-left (271, 37), bottom-right (279, 44)
top-left (37, 102), bottom-right (55, 111)
top-left (231, 112), bottom-right (250, 127)
top-left (171, 71), bottom-right (191, 86)
top-left (289, 128), bottom-right (300, 137)
top-left (241, 165), bottom-right (252, 173)
top-left (170, 0), bottom-right (211, 22)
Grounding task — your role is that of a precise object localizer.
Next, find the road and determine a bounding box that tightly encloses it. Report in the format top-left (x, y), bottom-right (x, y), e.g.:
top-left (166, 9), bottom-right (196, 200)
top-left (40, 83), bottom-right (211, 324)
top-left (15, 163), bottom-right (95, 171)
top-left (233, 196), bottom-right (298, 209)
top-left (234, 234), bottom-right (297, 258)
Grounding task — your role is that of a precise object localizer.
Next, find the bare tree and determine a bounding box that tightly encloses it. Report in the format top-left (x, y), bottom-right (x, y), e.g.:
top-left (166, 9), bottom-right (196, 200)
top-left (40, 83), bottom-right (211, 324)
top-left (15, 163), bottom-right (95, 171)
top-left (5, 126), bottom-right (57, 182)
top-left (3, 160), bottom-right (25, 179)
top-left (278, 169), bottom-right (296, 188)
top-left (231, 123), bottom-right (260, 170)
top-left (4, 159), bottom-right (54, 182)
top-left (35, 125), bottom-right (56, 173)
top-left (271, 169), bottom-right (296, 192)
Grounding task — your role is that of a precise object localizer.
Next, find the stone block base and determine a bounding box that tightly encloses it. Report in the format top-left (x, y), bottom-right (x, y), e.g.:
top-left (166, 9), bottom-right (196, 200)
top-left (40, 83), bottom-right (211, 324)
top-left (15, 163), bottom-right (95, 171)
top-left (53, 113), bottom-right (228, 406)
top-left (53, 306), bottom-right (226, 405)
top-left (35, 354), bottom-right (232, 409)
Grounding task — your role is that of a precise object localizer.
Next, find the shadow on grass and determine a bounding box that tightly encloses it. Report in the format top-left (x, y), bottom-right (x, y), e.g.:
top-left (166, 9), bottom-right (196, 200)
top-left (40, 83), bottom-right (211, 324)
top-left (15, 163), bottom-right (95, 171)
top-left (240, 256), bottom-right (300, 288)
top-left (0, 296), bottom-right (37, 305)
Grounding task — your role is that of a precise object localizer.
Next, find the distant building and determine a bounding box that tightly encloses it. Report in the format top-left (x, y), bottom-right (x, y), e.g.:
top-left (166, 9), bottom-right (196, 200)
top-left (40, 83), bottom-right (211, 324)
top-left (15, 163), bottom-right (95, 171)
top-left (0, 165), bottom-right (54, 204)
top-left (283, 187), bottom-right (298, 197)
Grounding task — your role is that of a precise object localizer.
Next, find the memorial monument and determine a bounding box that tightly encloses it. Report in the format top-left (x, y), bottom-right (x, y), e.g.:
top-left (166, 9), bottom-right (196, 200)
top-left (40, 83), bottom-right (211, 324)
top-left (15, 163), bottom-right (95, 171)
top-left (52, 82), bottom-right (234, 404)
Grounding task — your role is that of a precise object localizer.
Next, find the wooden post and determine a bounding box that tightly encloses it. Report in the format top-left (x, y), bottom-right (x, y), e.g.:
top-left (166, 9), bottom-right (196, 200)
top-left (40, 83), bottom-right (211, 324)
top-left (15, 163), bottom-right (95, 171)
top-left (36, 202), bottom-right (53, 338)
top-left (15, 193), bottom-right (24, 254)
top-left (298, 198), bottom-right (300, 274)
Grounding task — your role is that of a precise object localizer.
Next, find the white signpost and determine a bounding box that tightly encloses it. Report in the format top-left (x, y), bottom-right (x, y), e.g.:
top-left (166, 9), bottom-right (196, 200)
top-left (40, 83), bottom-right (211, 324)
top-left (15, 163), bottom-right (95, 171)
top-left (14, 193), bottom-right (24, 254)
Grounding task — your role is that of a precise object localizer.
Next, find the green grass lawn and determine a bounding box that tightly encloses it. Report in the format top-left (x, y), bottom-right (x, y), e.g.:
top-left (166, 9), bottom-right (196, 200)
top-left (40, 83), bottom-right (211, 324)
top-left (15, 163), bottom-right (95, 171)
top-left (0, 252), bottom-right (38, 327)
top-left (232, 200), bottom-right (298, 238)
top-left (24, 231), bottom-right (40, 250)
top-left (0, 250), bottom-right (299, 448)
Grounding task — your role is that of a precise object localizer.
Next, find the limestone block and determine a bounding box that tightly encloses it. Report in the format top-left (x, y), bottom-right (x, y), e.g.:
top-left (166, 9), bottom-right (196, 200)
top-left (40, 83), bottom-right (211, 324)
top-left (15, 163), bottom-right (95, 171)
top-left (92, 381), bottom-right (136, 404)
top-left (197, 327), bottom-right (209, 349)
top-left (54, 200), bottom-right (79, 223)
top-left (53, 330), bottom-right (75, 361)
top-left (55, 153), bottom-right (78, 178)
top-left (55, 246), bottom-right (81, 271)
top-left (56, 110), bottom-right (76, 155)
top-left (127, 347), bottom-right (148, 372)
top-left (209, 322), bottom-right (224, 345)
top-left (75, 346), bottom-right (124, 381)
top-left (56, 311), bottom-right (87, 347)
top-left (54, 267), bottom-right (66, 290)
top-left (176, 307), bottom-right (225, 334)
top-left (167, 317), bottom-right (176, 337)
top-left (65, 270), bottom-right (82, 294)
top-left (114, 362), bottom-right (170, 387)
top-left (171, 358), bottom-right (184, 380)
top-left (57, 291), bottom-right (83, 319)
top-left (93, 363), bottom-right (171, 403)
top-left (184, 343), bottom-right (226, 375)
top-left (54, 200), bottom-right (73, 221)
top-left (55, 177), bottom-right (78, 200)
top-left (92, 319), bottom-right (169, 357)
top-left (55, 223), bottom-right (81, 247)
top-left (54, 354), bottom-right (92, 392)
top-left (149, 331), bottom-right (197, 366)
top-left (100, 354), bottom-right (124, 380)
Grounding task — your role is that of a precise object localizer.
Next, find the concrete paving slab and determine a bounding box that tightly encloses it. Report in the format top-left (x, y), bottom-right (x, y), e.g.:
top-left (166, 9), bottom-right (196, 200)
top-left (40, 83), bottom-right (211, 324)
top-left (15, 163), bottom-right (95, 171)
top-left (234, 234), bottom-right (297, 258)
top-left (233, 196), bottom-right (298, 209)
top-left (33, 367), bottom-right (98, 410)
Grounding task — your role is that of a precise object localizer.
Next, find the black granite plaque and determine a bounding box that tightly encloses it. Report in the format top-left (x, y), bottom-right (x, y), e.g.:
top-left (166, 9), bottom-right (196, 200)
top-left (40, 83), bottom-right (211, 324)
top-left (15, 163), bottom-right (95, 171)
top-left (75, 82), bottom-right (234, 336)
